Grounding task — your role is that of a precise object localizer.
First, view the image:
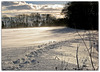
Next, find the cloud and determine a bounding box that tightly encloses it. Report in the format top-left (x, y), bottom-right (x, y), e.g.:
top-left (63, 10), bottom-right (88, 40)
top-left (26, 1), bottom-right (67, 5)
top-left (2, 1), bottom-right (18, 6)
top-left (6, 5), bottom-right (32, 10)
top-left (2, 1), bottom-right (64, 11)
top-left (39, 4), bottom-right (64, 11)
top-left (40, 8), bottom-right (58, 11)
top-left (2, 1), bottom-right (65, 18)
top-left (2, 1), bottom-right (33, 10)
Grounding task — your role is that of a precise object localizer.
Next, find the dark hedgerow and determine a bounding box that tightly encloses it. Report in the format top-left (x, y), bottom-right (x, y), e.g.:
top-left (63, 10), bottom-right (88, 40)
top-left (62, 2), bottom-right (98, 30)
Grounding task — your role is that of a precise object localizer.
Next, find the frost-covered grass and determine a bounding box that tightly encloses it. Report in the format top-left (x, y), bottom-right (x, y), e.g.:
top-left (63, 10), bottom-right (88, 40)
top-left (2, 27), bottom-right (98, 70)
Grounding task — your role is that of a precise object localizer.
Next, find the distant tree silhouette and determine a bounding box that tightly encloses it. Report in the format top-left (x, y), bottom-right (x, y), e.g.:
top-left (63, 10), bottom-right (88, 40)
top-left (2, 13), bottom-right (58, 28)
top-left (2, 15), bottom-right (10, 28)
top-left (62, 2), bottom-right (98, 30)
top-left (54, 18), bottom-right (67, 26)
top-left (2, 21), bottom-right (4, 28)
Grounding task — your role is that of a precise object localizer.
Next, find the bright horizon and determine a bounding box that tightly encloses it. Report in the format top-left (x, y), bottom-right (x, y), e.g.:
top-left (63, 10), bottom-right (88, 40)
top-left (2, 1), bottom-right (67, 18)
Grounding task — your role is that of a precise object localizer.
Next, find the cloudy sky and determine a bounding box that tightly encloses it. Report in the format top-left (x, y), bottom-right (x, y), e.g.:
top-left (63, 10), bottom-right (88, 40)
top-left (2, 1), bottom-right (67, 18)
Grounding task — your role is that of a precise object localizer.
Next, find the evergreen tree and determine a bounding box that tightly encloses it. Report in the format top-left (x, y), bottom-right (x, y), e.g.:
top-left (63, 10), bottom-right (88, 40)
top-left (62, 2), bottom-right (98, 30)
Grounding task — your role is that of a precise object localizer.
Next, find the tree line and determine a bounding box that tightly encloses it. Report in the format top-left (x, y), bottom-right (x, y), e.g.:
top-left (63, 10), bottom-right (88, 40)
top-left (2, 13), bottom-right (66, 28)
top-left (2, 2), bottom-right (98, 30)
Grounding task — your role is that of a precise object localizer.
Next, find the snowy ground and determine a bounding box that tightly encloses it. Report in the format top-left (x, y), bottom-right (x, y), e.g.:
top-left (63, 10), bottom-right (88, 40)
top-left (2, 27), bottom-right (98, 70)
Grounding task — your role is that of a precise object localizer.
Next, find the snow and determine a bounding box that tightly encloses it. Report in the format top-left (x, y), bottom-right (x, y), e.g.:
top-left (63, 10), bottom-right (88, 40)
top-left (2, 27), bottom-right (98, 70)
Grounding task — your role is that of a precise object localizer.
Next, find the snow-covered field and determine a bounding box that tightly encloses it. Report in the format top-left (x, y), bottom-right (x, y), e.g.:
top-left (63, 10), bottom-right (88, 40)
top-left (2, 27), bottom-right (98, 70)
